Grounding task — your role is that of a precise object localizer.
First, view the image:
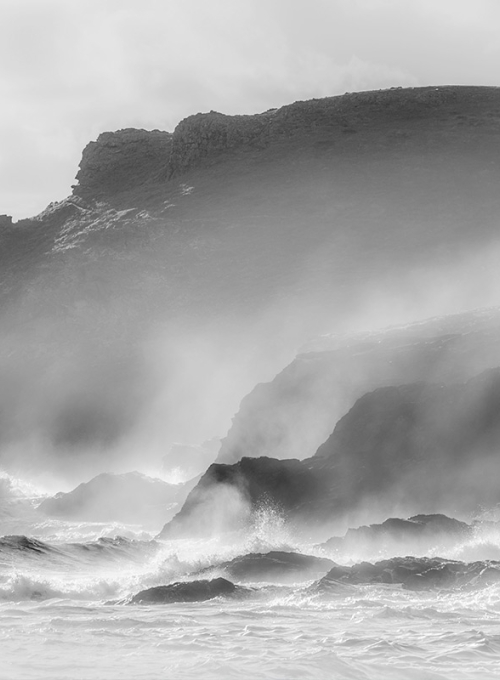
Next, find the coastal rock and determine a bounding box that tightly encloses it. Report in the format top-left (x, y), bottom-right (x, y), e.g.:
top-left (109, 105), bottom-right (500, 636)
top-left (166, 110), bottom-right (271, 177)
top-left (73, 128), bottom-right (172, 198)
top-left (161, 368), bottom-right (500, 536)
top-left (315, 556), bottom-right (500, 591)
top-left (130, 577), bottom-right (243, 604)
top-left (159, 456), bottom-right (322, 538)
top-left (312, 367), bottom-right (500, 502)
top-left (207, 551), bottom-right (335, 583)
top-left (342, 514), bottom-right (470, 543)
top-left (321, 514), bottom-right (472, 556)
top-left (315, 368), bottom-right (500, 517)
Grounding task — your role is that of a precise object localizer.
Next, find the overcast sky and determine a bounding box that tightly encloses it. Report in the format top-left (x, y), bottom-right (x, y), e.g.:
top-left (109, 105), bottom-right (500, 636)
top-left (1, 0), bottom-right (499, 219)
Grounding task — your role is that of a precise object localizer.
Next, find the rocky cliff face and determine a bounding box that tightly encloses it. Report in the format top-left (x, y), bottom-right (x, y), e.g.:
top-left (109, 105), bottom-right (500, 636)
top-left (166, 86), bottom-right (486, 177)
top-left (72, 85), bottom-right (500, 194)
top-left (73, 128), bottom-right (172, 198)
top-left (218, 307), bottom-right (500, 464)
top-left (161, 367), bottom-right (500, 538)
top-left (166, 110), bottom-right (272, 177)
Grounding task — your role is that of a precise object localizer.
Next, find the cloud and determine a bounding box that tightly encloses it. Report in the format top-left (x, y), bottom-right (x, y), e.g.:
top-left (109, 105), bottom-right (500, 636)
top-left (0, 0), bottom-right (499, 218)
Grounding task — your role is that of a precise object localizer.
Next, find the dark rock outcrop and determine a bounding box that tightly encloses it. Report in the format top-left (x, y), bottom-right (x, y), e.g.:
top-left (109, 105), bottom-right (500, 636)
top-left (161, 368), bottom-right (500, 536)
top-left (159, 456), bottom-right (322, 538)
top-left (343, 514), bottom-right (470, 543)
top-left (166, 110), bottom-right (272, 177)
top-left (130, 577), bottom-right (243, 604)
top-left (315, 556), bottom-right (500, 591)
top-left (73, 128), bottom-right (172, 198)
top-left (166, 86), bottom-right (495, 177)
top-left (204, 550), bottom-right (335, 583)
top-left (321, 514), bottom-right (472, 555)
top-left (311, 367), bottom-right (500, 513)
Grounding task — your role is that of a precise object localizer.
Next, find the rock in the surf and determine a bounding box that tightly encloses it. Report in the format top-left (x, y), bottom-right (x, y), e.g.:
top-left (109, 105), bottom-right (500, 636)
top-left (130, 577), bottom-right (244, 604)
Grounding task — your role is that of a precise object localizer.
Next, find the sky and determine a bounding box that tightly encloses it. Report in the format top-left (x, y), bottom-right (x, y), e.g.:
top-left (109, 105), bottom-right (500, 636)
top-left (1, 0), bottom-right (499, 220)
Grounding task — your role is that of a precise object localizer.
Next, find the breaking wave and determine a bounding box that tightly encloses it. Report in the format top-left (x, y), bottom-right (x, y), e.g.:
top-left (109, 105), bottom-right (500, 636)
top-left (3, 506), bottom-right (500, 680)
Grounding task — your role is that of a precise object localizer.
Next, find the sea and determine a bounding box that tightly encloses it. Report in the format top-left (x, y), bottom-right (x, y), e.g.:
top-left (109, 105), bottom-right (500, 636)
top-left (2, 471), bottom-right (500, 680)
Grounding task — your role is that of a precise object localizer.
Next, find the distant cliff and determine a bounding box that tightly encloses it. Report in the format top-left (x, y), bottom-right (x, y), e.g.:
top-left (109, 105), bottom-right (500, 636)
top-left (218, 308), bottom-right (500, 464)
top-left (160, 367), bottom-right (500, 538)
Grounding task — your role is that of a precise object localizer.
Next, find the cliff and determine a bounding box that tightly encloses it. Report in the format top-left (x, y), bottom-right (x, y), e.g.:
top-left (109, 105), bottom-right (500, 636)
top-left (160, 368), bottom-right (500, 538)
top-left (218, 307), bottom-right (500, 463)
top-left (73, 128), bottom-right (172, 199)
top-left (166, 110), bottom-right (272, 177)
top-left (70, 85), bottom-right (500, 197)
top-left (166, 86), bottom-right (488, 177)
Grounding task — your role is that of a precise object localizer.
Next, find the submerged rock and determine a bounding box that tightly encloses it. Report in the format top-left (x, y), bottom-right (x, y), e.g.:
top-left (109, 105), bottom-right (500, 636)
top-left (130, 577), bottom-right (243, 604)
top-left (321, 513), bottom-right (472, 554)
top-left (207, 551), bottom-right (335, 583)
top-left (315, 556), bottom-right (500, 591)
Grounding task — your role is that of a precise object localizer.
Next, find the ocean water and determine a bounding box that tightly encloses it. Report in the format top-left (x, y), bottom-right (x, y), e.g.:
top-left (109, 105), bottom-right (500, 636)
top-left (2, 475), bottom-right (500, 680)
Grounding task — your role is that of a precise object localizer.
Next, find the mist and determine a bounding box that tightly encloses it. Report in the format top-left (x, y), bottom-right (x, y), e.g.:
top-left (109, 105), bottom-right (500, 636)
top-left (2, 224), bottom-right (500, 494)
